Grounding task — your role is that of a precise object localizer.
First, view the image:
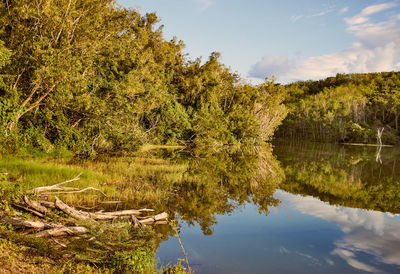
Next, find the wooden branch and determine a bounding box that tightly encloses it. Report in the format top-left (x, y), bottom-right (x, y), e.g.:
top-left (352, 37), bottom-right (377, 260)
top-left (28, 173), bottom-right (82, 194)
top-left (21, 81), bottom-right (41, 107)
top-left (0, 218), bottom-right (52, 230)
top-left (11, 202), bottom-right (45, 218)
top-left (23, 195), bottom-right (48, 214)
top-left (130, 215), bottom-right (143, 228)
top-left (139, 212), bottom-right (168, 225)
top-left (13, 71), bottom-right (24, 91)
top-left (38, 200), bottom-right (56, 209)
top-left (54, 197), bottom-right (91, 220)
top-left (36, 226), bottom-right (88, 237)
top-left (42, 187), bottom-right (107, 197)
top-left (22, 83), bottom-right (57, 116)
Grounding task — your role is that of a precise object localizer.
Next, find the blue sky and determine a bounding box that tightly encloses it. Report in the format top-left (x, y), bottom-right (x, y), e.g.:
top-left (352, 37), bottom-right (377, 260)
top-left (117, 0), bottom-right (400, 83)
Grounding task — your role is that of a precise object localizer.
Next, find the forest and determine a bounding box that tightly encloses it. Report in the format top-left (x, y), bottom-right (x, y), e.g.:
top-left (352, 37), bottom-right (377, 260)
top-left (277, 72), bottom-right (400, 144)
top-left (0, 1), bottom-right (399, 156)
top-left (0, 0), bottom-right (287, 156)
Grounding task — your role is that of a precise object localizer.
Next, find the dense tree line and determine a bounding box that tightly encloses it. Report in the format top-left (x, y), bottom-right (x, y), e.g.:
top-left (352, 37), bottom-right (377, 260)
top-left (0, 0), bottom-right (287, 155)
top-left (274, 141), bottom-right (400, 213)
top-left (277, 72), bottom-right (400, 144)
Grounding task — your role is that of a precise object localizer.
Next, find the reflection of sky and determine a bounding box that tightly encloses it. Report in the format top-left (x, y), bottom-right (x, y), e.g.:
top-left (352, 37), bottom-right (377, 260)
top-left (276, 190), bottom-right (400, 273)
top-left (157, 190), bottom-right (400, 273)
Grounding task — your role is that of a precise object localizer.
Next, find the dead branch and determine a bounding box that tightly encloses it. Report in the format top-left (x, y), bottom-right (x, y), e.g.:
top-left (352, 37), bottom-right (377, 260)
top-left (28, 173), bottom-right (82, 194)
top-left (0, 218), bottom-right (52, 230)
top-left (11, 202), bottom-right (45, 218)
top-left (130, 215), bottom-right (143, 228)
top-left (36, 226), bottom-right (88, 237)
top-left (42, 187), bottom-right (107, 197)
top-left (54, 197), bottom-right (91, 220)
top-left (39, 200), bottom-right (56, 209)
top-left (139, 212), bottom-right (169, 225)
top-left (23, 195), bottom-right (48, 214)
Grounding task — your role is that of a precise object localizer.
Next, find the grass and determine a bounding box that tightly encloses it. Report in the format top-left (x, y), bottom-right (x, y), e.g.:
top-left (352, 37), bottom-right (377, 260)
top-left (0, 145), bottom-right (190, 273)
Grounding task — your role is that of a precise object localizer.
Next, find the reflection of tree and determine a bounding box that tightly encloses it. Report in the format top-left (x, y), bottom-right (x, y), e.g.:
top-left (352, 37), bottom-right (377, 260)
top-left (165, 146), bottom-right (283, 235)
top-left (274, 141), bottom-right (400, 213)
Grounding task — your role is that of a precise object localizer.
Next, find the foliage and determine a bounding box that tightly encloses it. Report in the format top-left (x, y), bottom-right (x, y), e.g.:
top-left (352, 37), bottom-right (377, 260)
top-left (0, 1), bottom-right (286, 155)
top-left (277, 72), bottom-right (400, 144)
top-left (274, 140), bottom-right (400, 213)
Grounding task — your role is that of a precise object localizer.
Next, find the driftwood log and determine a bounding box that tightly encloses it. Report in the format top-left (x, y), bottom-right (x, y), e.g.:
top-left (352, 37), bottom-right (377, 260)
top-left (1, 175), bottom-right (169, 243)
top-left (0, 217), bottom-right (52, 230)
top-left (28, 173), bottom-right (82, 194)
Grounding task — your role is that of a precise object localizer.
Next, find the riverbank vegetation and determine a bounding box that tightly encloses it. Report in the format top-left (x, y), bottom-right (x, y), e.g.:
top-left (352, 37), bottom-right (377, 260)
top-left (0, 0), bottom-right (287, 157)
top-left (0, 144), bottom-right (282, 272)
top-left (277, 72), bottom-right (400, 144)
top-left (274, 140), bottom-right (400, 213)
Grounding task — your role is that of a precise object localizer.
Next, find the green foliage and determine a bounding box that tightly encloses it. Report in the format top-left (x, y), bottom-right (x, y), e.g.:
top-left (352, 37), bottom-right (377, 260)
top-left (0, 1), bottom-right (286, 155)
top-left (109, 248), bottom-right (155, 273)
top-left (275, 140), bottom-right (400, 213)
top-left (278, 72), bottom-right (400, 144)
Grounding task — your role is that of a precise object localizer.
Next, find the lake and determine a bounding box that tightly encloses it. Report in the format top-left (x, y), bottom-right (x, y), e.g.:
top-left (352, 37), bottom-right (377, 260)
top-left (156, 141), bottom-right (400, 273)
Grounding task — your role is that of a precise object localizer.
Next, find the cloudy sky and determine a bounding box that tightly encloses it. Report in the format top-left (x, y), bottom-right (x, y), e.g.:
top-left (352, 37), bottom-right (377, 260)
top-left (117, 0), bottom-right (400, 83)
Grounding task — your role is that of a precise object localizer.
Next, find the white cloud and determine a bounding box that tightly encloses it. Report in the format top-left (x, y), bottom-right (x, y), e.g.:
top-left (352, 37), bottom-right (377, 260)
top-left (249, 55), bottom-right (292, 79)
top-left (345, 2), bottom-right (398, 25)
top-left (193, 0), bottom-right (214, 11)
top-left (290, 15), bottom-right (304, 22)
top-left (250, 3), bottom-right (400, 82)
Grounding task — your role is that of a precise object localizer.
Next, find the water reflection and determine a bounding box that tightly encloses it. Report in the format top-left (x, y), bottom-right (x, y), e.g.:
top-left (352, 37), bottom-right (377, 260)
top-left (156, 141), bottom-right (400, 273)
top-left (277, 191), bottom-right (400, 273)
top-left (274, 140), bottom-right (400, 213)
top-left (164, 146), bottom-right (283, 234)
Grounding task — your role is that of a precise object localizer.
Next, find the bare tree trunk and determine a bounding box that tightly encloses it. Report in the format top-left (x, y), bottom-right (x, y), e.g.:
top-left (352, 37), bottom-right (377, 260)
top-left (5, 84), bottom-right (56, 134)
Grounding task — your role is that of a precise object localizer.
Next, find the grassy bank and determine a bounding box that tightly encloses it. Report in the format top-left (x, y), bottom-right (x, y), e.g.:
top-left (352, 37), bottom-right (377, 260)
top-left (0, 146), bottom-right (188, 273)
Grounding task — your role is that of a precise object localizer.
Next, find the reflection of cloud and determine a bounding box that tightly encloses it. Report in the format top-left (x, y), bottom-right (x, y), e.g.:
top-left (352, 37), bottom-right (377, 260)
top-left (250, 3), bottom-right (400, 82)
top-left (279, 246), bottom-right (291, 254)
top-left (332, 248), bottom-right (381, 273)
top-left (279, 246), bottom-right (321, 265)
top-left (276, 190), bottom-right (400, 272)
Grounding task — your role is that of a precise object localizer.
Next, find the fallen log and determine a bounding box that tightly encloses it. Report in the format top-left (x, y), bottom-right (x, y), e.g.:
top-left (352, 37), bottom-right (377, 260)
top-left (139, 212), bottom-right (169, 225)
top-left (130, 215), bottom-right (143, 228)
top-left (41, 187), bottom-right (107, 197)
top-left (36, 226), bottom-right (88, 237)
top-left (0, 217), bottom-right (52, 230)
top-left (11, 202), bottom-right (45, 218)
top-left (54, 197), bottom-right (91, 220)
top-left (28, 173), bottom-right (82, 194)
top-left (39, 200), bottom-right (56, 209)
top-left (23, 195), bottom-right (48, 214)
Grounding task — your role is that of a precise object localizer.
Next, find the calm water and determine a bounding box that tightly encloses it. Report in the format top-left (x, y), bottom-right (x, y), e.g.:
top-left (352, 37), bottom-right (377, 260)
top-left (156, 141), bottom-right (400, 273)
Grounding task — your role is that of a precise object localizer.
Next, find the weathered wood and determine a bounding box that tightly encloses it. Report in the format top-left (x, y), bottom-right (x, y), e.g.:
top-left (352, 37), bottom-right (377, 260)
top-left (42, 187), bottom-right (107, 197)
top-left (54, 197), bottom-right (91, 220)
top-left (95, 209), bottom-right (143, 217)
top-left (139, 212), bottom-right (169, 225)
top-left (36, 226), bottom-right (88, 237)
top-left (39, 200), bottom-right (56, 209)
top-left (0, 217), bottom-right (52, 230)
top-left (130, 215), bottom-right (143, 228)
top-left (28, 173), bottom-right (82, 194)
top-left (23, 195), bottom-right (48, 214)
top-left (11, 202), bottom-right (45, 218)
top-left (154, 220), bottom-right (168, 225)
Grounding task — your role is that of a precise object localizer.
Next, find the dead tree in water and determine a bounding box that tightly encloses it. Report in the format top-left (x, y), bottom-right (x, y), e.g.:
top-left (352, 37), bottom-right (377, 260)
top-left (376, 127), bottom-right (384, 164)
